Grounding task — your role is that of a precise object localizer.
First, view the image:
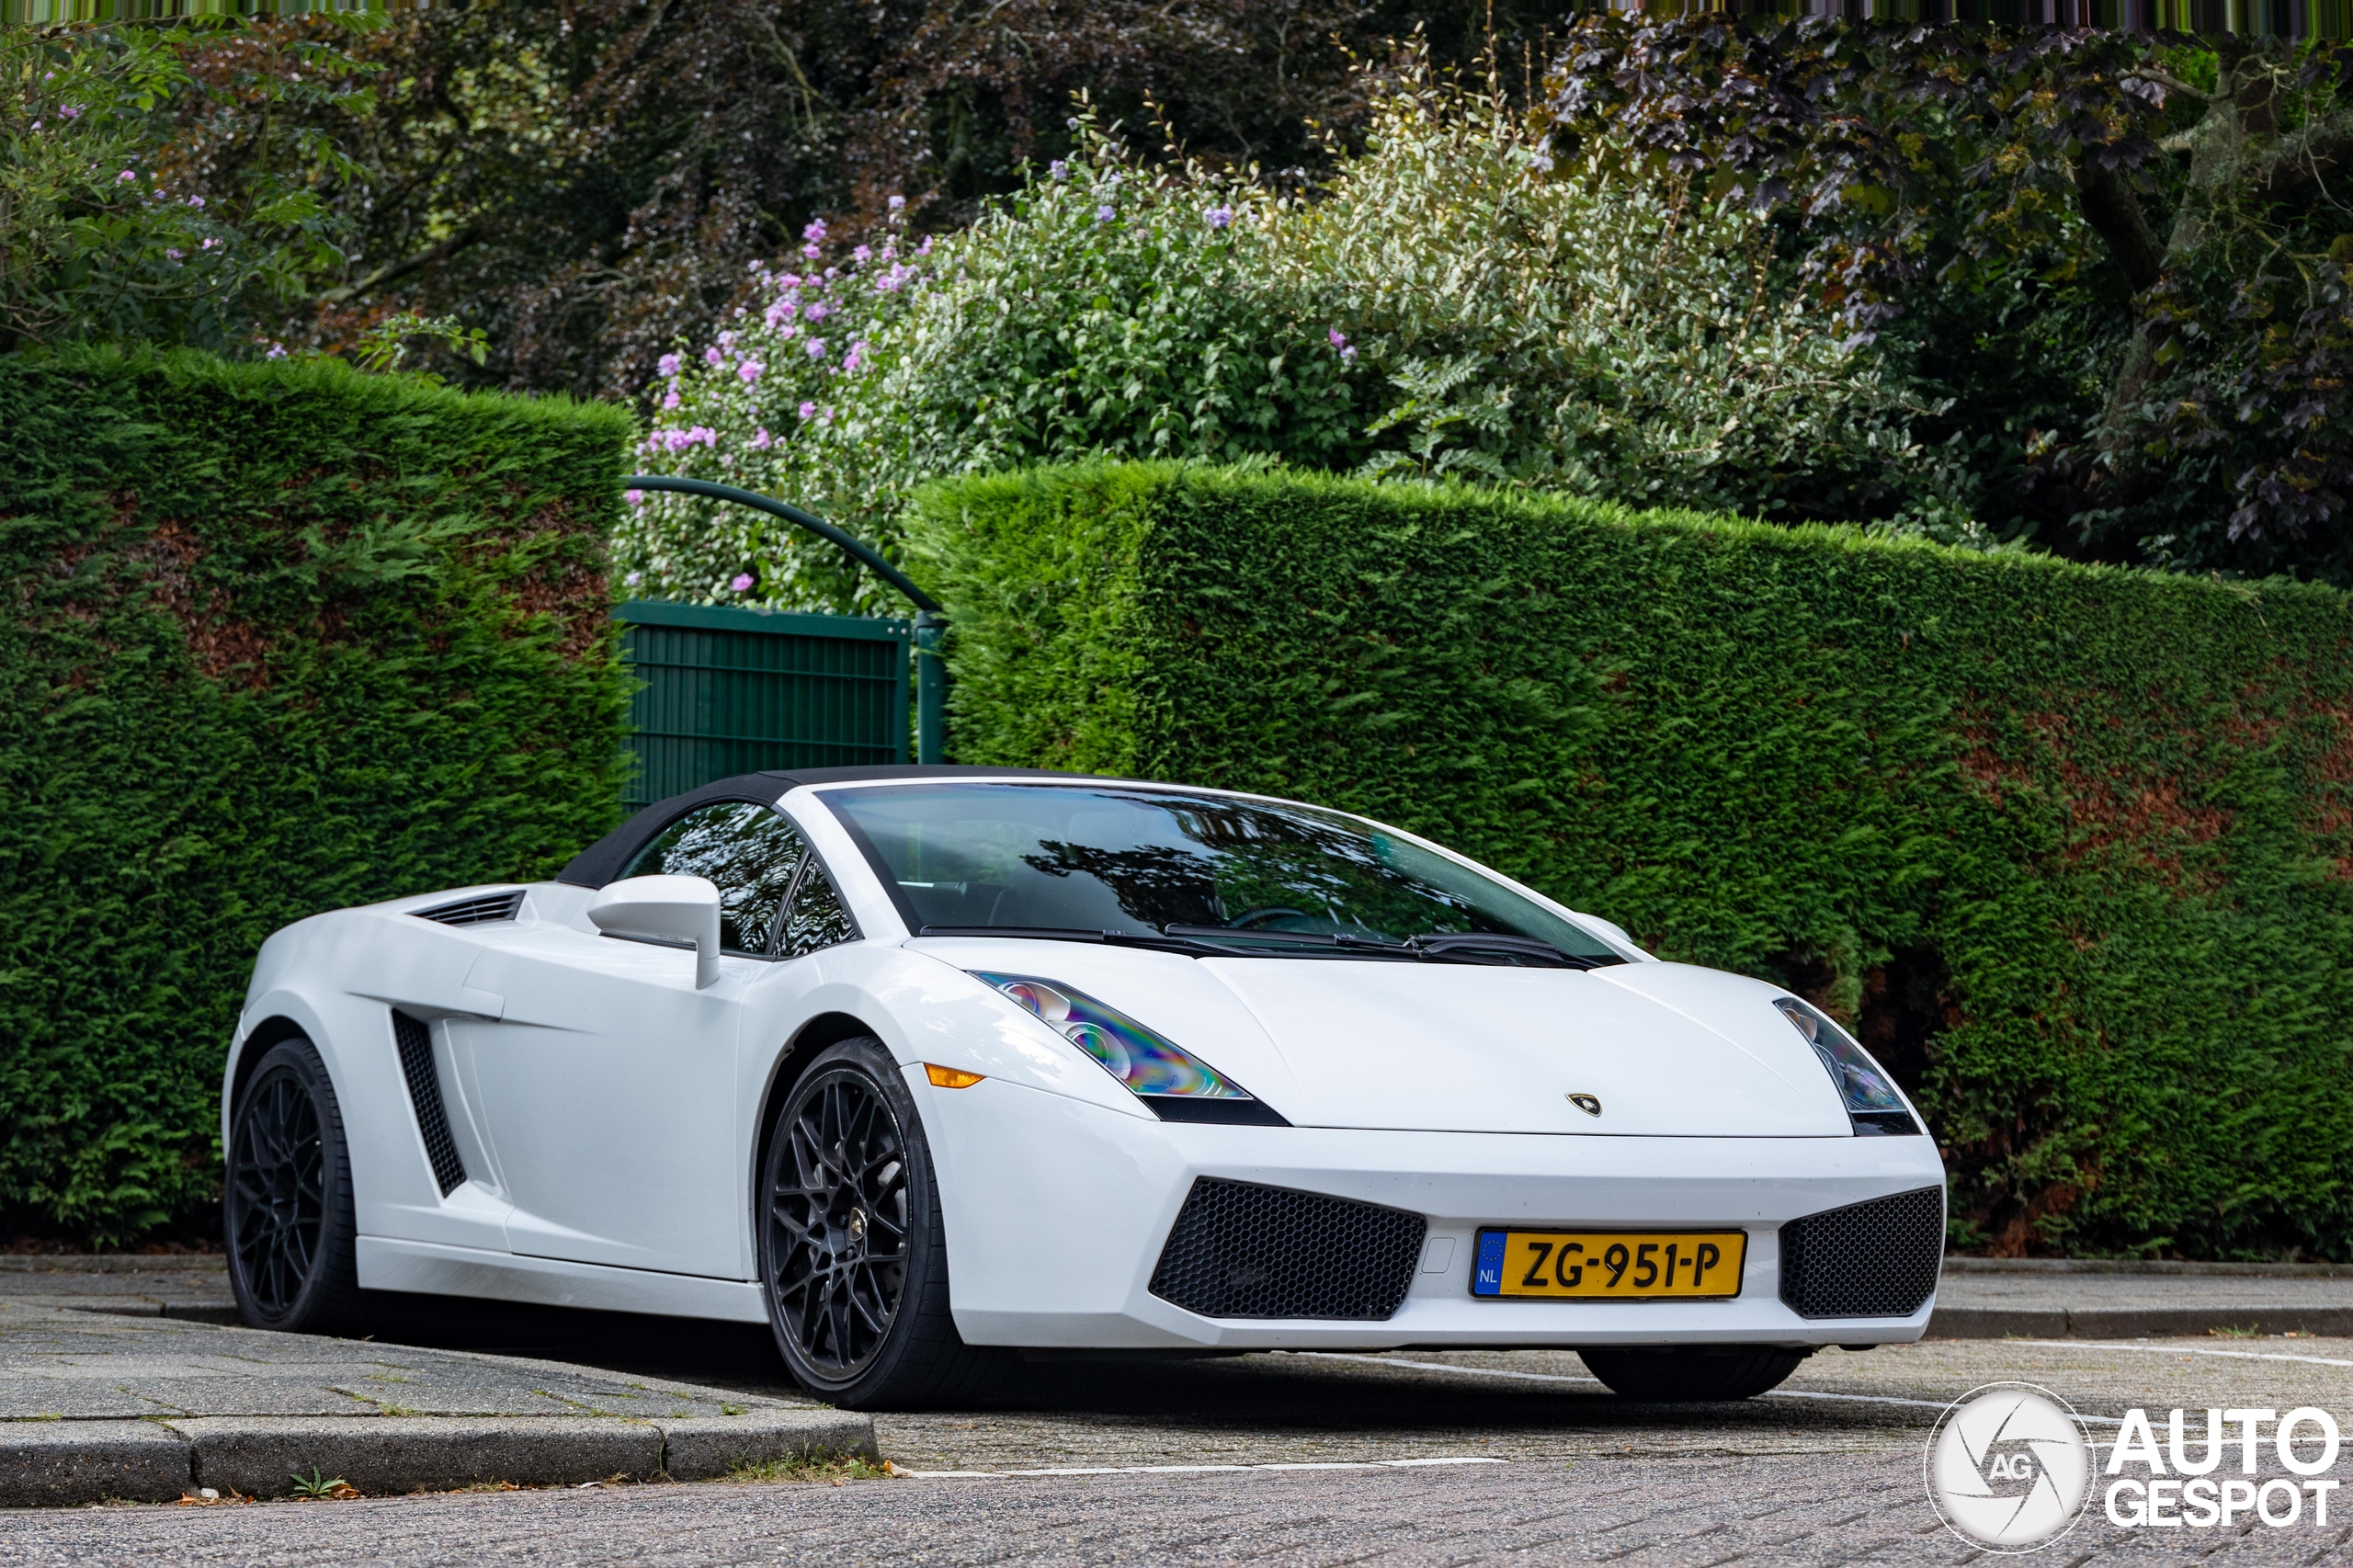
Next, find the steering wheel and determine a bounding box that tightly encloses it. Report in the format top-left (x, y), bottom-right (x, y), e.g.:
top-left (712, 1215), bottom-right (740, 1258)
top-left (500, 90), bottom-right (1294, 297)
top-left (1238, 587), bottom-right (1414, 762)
top-left (1228, 907), bottom-right (1313, 930)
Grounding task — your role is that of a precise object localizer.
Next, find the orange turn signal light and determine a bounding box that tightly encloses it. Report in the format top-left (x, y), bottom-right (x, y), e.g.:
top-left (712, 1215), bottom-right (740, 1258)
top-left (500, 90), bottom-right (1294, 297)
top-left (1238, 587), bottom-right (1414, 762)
top-left (925, 1063), bottom-right (985, 1089)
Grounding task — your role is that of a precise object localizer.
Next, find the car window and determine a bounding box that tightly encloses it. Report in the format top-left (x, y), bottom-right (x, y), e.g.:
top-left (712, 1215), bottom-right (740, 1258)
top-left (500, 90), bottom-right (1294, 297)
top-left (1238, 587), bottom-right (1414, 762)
top-left (777, 857), bottom-right (858, 959)
top-left (818, 781), bottom-right (1622, 963)
top-left (620, 801), bottom-right (808, 955)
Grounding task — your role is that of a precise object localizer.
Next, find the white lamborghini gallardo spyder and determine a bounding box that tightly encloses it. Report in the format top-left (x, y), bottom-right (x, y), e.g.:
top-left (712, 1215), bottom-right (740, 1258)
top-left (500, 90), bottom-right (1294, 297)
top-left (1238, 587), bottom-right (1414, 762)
top-left (223, 766), bottom-right (1946, 1409)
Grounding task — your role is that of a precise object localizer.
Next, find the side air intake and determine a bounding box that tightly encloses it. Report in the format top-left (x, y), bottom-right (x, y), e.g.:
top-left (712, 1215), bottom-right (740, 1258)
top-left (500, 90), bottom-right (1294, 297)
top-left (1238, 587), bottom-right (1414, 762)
top-left (391, 1010), bottom-right (468, 1196)
top-left (414, 890), bottom-right (526, 926)
top-left (1778, 1186), bottom-right (1944, 1320)
top-left (1149, 1177), bottom-right (1425, 1321)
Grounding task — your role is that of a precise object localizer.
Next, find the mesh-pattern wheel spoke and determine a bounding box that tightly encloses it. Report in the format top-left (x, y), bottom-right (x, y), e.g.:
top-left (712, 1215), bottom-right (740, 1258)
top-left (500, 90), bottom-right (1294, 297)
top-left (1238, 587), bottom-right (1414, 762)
top-left (766, 1068), bottom-right (912, 1380)
top-left (226, 1067), bottom-right (327, 1319)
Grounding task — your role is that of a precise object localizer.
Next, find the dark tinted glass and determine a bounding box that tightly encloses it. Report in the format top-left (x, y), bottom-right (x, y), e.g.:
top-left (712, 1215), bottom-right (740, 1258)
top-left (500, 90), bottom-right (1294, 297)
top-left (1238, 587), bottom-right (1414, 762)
top-left (818, 783), bottom-right (1620, 960)
top-left (778, 860), bottom-right (858, 958)
top-left (621, 801), bottom-right (808, 954)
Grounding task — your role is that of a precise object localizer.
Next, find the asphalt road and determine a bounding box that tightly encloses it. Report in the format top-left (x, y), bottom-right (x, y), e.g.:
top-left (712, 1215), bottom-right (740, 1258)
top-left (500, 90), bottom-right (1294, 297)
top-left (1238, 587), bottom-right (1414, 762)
top-left (8, 1314), bottom-right (2353, 1564)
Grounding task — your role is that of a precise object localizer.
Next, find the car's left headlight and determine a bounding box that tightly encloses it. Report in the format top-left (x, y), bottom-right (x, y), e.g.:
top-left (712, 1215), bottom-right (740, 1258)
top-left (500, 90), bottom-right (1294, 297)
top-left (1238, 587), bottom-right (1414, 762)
top-left (1773, 996), bottom-right (1922, 1137)
top-left (972, 971), bottom-right (1287, 1125)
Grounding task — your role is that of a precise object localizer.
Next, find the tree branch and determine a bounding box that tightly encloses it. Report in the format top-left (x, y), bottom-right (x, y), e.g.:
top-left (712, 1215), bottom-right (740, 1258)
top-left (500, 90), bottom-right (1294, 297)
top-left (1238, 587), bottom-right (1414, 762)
top-left (2245, 110), bottom-right (2353, 199)
top-left (2074, 157), bottom-right (2164, 294)
top-left (312, 227), bottom-right (478, 308)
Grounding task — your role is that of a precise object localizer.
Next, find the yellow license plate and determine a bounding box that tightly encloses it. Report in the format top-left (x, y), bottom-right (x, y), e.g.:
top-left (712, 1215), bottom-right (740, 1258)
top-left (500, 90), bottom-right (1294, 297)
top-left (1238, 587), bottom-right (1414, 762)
top-left (1471, 1230), bottom-right (1745, 1299)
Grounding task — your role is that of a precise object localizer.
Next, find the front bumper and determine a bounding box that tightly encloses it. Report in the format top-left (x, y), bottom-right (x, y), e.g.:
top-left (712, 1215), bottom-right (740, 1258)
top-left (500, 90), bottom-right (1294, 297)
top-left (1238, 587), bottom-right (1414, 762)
top-left (914, 1073), bottom-right (1946, 1351)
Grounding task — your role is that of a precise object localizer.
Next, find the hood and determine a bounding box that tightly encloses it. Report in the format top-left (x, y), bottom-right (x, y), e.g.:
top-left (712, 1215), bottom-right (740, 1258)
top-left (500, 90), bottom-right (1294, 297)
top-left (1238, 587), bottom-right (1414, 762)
top-left (1198, 957), bottom-right (1850, 1136)
top-left (912, 938), bottom-right (1853, 1137)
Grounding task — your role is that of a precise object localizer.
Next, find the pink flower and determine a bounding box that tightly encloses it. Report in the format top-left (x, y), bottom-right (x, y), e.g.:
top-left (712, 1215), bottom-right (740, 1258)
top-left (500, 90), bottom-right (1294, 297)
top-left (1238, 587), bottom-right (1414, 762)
top-left (624, 571), bottom-right (642, 586)
top-left (117, 170), bottom-right (135, 183)
top-left (804, 302), bottom-right (827, 323)
top-left (737, 359), bottom-right (764, 383)
top-left (853, 245), bottom-right (872, 264)
top-left (188, 194), bottom-right (205, 209)
top-left (1329, 328), bottom-right (1347, 348)
top-left (805, 338), bottom-right (826, 359)
top-left (718, 331), bottom-right (736, 347)
top-left (662, 390), bottom-right (681, 410)
top-left (657, 352), bottom-right (682, 378)
top-left (802, 243), bottom-right (821, 260)
top-left (798, 402), bottom-right (816, 419)
top-left (165, 248), bottom-right (184, 261)
top-left (624, 489), bottom-right (645, 506)
top-left (730, 573), bottom-right (756, 593)
top-left (751, 427), bottom-right (772, 449)
top-left (703, 347), bottom-right (724, 367)
top-left (802, 219), bottom-right (828, 243)
top-left (888, 194), bottom-right (905, 210)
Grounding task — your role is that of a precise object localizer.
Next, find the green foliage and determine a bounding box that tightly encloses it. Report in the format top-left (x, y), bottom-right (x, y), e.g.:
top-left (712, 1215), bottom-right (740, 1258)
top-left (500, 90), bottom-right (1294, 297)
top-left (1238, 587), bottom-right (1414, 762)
top-left (627, 74), bottom-right (1961, 617)
top-left (0, 17), bottom-right (372, 353)
top-left (913, 461), bottom-right (2353, 1258)
top-left (0, 347), bottom-right (632, 1244)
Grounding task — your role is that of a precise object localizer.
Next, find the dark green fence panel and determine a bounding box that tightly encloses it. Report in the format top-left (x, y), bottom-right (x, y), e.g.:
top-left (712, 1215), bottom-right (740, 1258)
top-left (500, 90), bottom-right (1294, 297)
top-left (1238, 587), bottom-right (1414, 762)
top-left (615, 600), bottom-right (910, 810)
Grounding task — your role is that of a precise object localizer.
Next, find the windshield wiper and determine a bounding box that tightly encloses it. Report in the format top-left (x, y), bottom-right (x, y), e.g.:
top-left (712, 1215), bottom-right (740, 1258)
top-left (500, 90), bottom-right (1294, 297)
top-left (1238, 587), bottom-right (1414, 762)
top-left (1403, 932), bottom-right (1619, 969)
top-left (1160, 924), bottom-right (1415, 955)
top-left (915, 925), bottom-right (1227, 957)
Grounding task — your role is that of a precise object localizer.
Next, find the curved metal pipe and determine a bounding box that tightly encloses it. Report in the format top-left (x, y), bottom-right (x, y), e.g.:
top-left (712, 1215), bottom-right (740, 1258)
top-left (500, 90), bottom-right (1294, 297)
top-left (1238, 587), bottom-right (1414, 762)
top-left (620, 474), bottom-right (942, 616)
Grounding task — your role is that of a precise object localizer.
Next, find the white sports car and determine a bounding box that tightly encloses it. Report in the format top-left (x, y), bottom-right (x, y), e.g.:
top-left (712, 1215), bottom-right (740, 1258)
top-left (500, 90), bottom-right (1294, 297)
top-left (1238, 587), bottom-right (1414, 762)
top-left (224, 766), bottom-right (1946, 1409)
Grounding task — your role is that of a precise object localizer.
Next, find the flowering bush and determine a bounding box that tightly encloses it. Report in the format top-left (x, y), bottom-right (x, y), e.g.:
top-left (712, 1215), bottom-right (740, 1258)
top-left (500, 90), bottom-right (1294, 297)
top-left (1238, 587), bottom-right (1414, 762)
top-left (1, 19), bottom-right (367, 354)
top-left (623, 72), bottom-right (1969, 614)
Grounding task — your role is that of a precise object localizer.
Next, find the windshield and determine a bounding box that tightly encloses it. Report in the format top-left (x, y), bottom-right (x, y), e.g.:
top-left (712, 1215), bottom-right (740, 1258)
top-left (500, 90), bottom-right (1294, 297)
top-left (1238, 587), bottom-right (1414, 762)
top-left (817, 781), bottom-right (1622, 961)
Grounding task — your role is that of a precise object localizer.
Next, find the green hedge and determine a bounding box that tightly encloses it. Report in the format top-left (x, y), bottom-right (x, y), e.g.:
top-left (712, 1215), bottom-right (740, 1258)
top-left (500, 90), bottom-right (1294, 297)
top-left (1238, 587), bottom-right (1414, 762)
top-left (911, 462), bottom-right (2353, 1258)
top-left (0, 348), bottom-right (633, 1244)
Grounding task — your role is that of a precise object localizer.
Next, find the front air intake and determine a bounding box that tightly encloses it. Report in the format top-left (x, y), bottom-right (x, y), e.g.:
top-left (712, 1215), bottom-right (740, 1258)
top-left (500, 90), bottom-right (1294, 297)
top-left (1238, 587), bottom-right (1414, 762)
top-left (414, 890), bottom-right (525, 926)
top-left (1149, 1177), bottom-right (1425, 1321)
top-left (1778, 1186), bottom-right (1944, 1319)
top-left (391, 1010), bottom-right (468, 1196)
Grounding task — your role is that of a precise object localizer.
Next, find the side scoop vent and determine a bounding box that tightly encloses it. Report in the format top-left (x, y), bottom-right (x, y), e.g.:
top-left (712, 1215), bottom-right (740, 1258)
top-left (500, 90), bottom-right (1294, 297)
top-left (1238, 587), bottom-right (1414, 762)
top-left (414, 890), bottom-right (525, 926)
top-left (391, 1010), bottom-right (468, 1196)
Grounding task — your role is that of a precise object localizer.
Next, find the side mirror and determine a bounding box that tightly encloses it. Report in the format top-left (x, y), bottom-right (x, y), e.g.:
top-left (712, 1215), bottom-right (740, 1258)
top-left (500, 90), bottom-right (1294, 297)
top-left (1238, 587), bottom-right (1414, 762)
top-left (587, 875), bottom-right (722, 988)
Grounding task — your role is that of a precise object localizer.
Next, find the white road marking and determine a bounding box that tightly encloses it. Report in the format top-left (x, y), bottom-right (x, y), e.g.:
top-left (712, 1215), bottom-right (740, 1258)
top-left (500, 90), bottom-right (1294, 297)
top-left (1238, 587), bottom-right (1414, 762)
top-left (1287, 1352), bottom-right (2127, 1425)
top-left (904, 1456), bottom-right (1509, 1479)
top-left (2018, 1339), bottom-right (2353, 1370)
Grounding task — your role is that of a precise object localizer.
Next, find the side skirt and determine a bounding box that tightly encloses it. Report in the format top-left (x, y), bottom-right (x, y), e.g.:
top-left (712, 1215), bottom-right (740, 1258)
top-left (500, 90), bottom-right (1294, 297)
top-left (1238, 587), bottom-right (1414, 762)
top-left (355, 1236), bottom-right (768, 1324)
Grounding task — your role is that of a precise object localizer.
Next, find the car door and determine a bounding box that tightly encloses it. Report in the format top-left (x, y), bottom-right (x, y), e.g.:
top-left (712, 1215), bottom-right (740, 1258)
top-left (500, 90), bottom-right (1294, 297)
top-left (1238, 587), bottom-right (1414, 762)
top-left (454, 801), bottom-right (834, 1278)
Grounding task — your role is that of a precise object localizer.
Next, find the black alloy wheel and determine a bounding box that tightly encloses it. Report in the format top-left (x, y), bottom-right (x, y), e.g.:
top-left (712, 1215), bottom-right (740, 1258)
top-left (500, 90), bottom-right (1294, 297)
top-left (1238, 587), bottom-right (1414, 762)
top-left (758, 1037), bottom-right (1006, 1409)
top-left (769, 1063), bottom-right (912, 1377)
top-left (224, 1036), bottom-right (361, 1333)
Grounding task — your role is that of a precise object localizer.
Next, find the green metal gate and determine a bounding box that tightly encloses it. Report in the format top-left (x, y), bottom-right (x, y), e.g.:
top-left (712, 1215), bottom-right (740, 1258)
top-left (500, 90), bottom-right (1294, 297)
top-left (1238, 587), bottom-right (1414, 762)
top-left (615, 599), bottom-right (911, 812)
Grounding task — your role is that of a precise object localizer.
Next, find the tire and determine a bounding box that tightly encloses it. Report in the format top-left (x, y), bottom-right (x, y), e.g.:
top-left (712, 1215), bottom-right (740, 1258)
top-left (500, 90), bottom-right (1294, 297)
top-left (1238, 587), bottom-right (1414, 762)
top-left (1578, 1345), bottom-right (1806, 1403)
top-left (756, 1037), bottom-right (1008, 1410)
top-left (223, 1035), bottom-right (363, 1334)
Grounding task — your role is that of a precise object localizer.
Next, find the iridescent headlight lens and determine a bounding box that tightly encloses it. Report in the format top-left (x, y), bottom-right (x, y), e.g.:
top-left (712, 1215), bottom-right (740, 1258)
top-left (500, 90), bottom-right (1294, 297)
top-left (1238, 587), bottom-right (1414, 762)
top-left (972, 972), bottom-right (1251, 1101)
top-left (1773, 996), bottom-right (1918, 1134)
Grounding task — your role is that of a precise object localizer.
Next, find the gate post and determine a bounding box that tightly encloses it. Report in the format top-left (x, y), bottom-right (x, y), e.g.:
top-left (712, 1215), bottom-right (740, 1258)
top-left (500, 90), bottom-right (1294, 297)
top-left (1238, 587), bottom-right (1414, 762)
top-left (914, 610), bottom-right (947, 766)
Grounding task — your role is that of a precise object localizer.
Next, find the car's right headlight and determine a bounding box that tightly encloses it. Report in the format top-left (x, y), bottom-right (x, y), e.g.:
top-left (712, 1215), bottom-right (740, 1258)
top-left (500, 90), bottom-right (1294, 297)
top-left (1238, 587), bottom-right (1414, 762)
top-left (972, 971), bottom-right (1287, 1126)
top-left (1774, 996), bottom-right (1922, 1137)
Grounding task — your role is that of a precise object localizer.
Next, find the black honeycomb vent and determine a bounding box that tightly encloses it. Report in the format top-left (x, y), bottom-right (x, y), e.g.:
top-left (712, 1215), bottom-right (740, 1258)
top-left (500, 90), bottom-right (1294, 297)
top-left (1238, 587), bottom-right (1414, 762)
top-left (1778, 1186), bottom-right (1944, 1320)
top-left (414, 890), bottom-right (525, 926)
top-left (1149, 1177), bottom-right (1425, 1321)
top-left (392, 1010), bottom-right (468, 1196)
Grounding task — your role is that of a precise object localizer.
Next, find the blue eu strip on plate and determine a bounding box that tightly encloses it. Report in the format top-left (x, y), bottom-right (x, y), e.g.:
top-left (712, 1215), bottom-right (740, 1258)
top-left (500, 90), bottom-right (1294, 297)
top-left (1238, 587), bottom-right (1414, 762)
top-left (1472, 1231), bottom-right (1507, 1297)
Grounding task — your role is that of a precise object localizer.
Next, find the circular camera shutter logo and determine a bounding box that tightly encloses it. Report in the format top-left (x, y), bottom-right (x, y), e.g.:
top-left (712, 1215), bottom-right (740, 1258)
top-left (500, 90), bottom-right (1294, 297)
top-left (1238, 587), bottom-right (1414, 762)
top-left (1924, 1382), bottom-right (2094, 1551)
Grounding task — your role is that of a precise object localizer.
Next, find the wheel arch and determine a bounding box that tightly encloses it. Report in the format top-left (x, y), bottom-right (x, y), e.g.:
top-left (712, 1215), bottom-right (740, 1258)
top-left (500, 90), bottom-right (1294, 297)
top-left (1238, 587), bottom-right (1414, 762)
top-left (748, 1010), bottom-right (893, 1242)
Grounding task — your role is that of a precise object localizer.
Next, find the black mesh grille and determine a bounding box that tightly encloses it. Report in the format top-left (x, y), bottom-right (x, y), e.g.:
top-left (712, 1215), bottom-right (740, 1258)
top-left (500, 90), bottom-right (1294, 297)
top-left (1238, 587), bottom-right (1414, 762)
top-left (392, 1010), bottom-right (468, 1196)
top-left (1779, 1186), bottom-right (1944, 1319)
top-left (414, 890), bottom-right (525, 926)
top-left (1149, 1178), bottom-right (1425, 1321)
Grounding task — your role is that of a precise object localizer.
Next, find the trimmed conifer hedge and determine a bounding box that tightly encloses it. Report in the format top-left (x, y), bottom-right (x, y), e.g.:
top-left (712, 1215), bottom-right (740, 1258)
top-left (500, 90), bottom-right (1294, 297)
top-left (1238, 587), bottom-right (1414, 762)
top-left (911, 462), bottom-right (2353, 1258)
top-left (0, 348), bottom-right (633, 1244)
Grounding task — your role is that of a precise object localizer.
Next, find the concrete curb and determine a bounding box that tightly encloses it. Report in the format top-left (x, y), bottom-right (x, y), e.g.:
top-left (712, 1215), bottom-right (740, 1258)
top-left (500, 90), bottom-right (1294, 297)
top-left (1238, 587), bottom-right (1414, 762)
top-left (0, 1410), bottom-right (875, 1507)
top-left (1925, 1305), bottom-right (2353, 1339)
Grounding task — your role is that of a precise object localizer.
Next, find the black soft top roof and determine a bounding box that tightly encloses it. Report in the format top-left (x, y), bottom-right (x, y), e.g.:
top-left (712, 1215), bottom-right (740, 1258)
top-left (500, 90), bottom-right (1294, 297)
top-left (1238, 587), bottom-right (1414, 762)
top-left (555, 764), bottom-right (1097, 888)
